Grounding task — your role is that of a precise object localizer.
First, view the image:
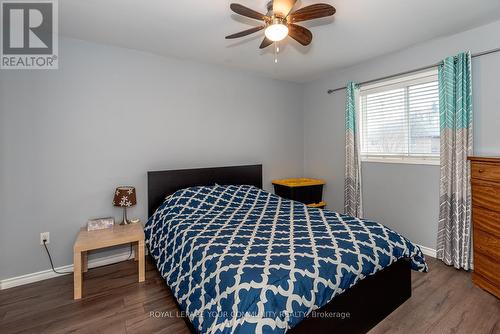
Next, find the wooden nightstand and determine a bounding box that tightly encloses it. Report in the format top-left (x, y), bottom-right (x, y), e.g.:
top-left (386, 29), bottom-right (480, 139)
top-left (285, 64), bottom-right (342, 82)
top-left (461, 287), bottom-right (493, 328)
top-left (73, 223), bottom-right (145, 299)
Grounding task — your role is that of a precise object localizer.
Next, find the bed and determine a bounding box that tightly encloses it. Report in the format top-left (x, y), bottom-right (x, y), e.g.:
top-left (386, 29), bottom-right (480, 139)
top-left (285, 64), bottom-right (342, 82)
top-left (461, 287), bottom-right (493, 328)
top-left (145, 165), bottom-right (427, 334)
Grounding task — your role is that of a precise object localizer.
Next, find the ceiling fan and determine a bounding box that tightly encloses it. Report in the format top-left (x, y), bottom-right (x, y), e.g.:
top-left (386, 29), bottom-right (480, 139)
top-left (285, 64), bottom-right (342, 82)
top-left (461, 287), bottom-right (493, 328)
top-left (226, 0), bottom-right (336, 49)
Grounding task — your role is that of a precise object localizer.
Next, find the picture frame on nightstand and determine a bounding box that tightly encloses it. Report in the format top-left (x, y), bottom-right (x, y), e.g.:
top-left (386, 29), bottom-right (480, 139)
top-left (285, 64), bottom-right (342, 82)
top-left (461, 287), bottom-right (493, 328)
top-left (87, 217), bottom-right (115, 231)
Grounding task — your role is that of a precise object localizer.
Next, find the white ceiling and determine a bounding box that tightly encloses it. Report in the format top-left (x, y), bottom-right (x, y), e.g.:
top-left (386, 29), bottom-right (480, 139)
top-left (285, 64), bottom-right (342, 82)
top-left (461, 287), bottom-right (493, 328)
top-left (60, 0), bottom-right (500, 82)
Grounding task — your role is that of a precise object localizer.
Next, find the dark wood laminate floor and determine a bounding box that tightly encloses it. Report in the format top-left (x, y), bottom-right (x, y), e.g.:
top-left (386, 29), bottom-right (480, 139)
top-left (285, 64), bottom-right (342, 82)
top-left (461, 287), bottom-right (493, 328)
top-left (0, 257), bottom-right (498, 334)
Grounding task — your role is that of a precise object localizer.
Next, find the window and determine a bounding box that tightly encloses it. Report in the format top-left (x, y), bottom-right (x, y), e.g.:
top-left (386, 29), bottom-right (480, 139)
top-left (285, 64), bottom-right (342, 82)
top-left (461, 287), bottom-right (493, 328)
top-left (359, 69), bottom-right (440, 164)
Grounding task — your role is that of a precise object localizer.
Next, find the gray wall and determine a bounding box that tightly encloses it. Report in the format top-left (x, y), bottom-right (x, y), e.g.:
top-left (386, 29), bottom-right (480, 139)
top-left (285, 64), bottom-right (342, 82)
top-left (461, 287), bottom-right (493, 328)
top-left (303, 19), bottom-right (500, 250)
top-left (0, 38), bottom-right (304, 279)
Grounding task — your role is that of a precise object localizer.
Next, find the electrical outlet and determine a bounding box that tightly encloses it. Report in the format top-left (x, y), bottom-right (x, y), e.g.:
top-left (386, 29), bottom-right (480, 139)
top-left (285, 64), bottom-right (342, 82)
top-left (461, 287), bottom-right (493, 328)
top-left (40, 232), bottom-right (50, 245)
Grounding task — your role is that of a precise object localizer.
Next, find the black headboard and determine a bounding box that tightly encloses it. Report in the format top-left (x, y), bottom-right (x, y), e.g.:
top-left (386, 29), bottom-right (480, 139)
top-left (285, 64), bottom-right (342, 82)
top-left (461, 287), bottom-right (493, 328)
top-left (147, 164), bottom-right (262, 217)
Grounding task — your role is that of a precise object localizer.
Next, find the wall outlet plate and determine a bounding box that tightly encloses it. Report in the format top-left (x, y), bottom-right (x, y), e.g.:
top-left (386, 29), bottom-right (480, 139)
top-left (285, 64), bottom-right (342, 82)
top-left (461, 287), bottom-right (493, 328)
top-left (40, 232), bottom-right (50, 245)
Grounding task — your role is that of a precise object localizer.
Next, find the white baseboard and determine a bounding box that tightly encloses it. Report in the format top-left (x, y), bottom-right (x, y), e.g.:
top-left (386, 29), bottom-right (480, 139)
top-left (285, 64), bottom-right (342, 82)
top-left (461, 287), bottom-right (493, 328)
top-left (0, 250), bottom-right (133, 290)
top-left (418, 244), bottom-right (437, 258)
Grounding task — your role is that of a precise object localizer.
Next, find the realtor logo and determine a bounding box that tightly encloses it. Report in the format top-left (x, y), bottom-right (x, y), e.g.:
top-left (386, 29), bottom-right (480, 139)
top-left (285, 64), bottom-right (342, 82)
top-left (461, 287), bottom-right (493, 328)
top-left (1, 0), bottom-right (58, 69)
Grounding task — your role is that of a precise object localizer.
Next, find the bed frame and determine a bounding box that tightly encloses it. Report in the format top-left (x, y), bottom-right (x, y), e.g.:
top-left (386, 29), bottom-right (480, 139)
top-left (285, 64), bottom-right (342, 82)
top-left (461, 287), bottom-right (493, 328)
top-left (147, 165), bottom-right (411, 334)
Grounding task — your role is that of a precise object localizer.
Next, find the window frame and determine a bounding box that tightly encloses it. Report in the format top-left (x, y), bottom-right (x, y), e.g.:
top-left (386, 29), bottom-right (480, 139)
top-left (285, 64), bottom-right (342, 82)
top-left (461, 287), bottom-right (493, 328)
top-left (358, 69), bottom-right (440, 166)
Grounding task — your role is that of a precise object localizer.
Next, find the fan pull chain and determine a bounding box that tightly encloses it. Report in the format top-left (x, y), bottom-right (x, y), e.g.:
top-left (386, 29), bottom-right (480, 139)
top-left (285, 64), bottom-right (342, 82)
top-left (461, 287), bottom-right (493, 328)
top-left (274, 42), bottom-right (280, 64)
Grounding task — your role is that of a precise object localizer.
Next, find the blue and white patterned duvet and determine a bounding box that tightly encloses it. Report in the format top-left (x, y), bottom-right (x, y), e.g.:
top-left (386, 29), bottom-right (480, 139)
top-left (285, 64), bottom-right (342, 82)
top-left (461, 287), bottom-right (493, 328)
top-left (145, 185), bottom-right (427, 334)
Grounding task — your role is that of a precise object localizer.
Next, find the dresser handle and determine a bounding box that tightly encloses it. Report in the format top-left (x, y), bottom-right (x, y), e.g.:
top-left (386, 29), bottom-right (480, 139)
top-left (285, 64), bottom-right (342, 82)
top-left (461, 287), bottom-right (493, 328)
top-left (478, 169), bottom-right (485, 173)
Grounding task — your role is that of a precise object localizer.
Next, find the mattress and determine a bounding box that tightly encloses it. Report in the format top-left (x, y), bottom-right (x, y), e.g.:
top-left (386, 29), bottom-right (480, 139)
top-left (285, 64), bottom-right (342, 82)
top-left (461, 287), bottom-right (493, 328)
top-left (145, 185), bottom-right (427, 334)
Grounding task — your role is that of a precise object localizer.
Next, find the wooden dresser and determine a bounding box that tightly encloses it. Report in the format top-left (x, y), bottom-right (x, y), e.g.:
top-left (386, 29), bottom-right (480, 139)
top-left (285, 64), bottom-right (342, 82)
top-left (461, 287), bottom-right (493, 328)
top-left (469, 156), bottom-right (500, 298)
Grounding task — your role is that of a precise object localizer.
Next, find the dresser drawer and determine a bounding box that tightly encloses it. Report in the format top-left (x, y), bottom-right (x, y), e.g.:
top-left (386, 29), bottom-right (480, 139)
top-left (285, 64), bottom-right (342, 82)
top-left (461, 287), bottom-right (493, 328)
top-left (471, 182), bottom-right (500, 214)
top-left (472, 272), bottom-right (500, 298)
top-left (471, 162), bottom-right (500, 182)
top-left (473, 228), bottom-right (500, 260)
top-left (474, 252), bottom-right (500, 287)
top-left (473, 206), bottom-right (500, 237)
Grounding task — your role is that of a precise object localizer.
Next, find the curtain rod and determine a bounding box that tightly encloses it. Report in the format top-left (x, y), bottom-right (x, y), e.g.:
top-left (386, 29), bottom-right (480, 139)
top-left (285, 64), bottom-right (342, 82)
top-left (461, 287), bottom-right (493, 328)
top-left (326, 47), bottom-right (500, 94)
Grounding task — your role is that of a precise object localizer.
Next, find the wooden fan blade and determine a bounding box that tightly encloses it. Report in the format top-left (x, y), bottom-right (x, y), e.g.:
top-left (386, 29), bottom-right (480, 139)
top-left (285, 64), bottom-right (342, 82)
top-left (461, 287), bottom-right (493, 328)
top-left (290, 4), bottom-right (336, 23)
top-left (226, 26), bottom-right (265, 39)
top-left (259, 37), bottom-right (274, 49)
top-left (272, 0), bottom-right (297, 17)
top-left (288, 24), bottom-right (312, 46)
top-left (230, 3), bottom-right (267, 21)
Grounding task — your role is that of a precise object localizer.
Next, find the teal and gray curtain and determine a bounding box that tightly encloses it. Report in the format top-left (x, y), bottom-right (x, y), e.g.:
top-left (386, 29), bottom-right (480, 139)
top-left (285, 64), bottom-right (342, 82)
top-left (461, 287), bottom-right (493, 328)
top-left (344, 82), bottom-right (363, 217)
top-left (437, 52), bottom-right (473, 270)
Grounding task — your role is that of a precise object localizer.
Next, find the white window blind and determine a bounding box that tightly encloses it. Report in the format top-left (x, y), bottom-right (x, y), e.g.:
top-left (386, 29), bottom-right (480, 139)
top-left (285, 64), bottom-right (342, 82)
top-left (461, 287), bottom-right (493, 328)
top-left (359, 70), bottom-right (440, 164)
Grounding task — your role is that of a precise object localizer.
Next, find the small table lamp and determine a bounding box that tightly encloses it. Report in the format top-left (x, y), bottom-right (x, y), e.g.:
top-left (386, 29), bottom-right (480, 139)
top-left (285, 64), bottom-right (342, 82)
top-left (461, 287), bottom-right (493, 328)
top-left (113, 186), bottom-right (137, 225)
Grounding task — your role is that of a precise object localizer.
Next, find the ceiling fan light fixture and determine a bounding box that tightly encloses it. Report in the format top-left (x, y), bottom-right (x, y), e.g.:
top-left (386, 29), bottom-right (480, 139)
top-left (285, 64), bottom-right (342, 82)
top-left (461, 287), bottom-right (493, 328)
top-left (265, 17), bottom-right (288, 42)
top-left (265, 23), bottom-right (288, 42)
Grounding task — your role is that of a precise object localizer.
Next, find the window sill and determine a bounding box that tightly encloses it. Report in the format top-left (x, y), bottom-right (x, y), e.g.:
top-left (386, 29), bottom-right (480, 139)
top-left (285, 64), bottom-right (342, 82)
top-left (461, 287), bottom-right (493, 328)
top-left (361, 157), bottom-right (440, 166)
